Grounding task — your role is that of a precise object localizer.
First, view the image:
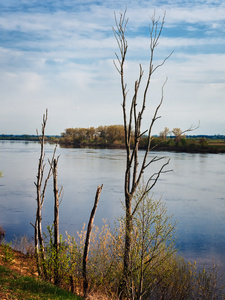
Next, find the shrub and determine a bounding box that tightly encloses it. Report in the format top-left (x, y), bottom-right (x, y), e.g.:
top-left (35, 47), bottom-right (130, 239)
top-left (199, 137), bottom-right (208, 147)
top-left (37, 196), bottom-right (224, 299)
top-left (1, 242), bottom-right (15, 264)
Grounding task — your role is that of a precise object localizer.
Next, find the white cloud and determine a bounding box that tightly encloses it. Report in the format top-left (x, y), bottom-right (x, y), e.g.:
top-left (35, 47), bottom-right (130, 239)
top-left (0, 0), bottom-right (224, 135)
top-left (165, 5), bottom-right (225, 25)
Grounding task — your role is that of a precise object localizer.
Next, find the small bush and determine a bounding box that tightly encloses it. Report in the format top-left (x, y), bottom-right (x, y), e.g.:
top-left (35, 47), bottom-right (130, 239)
top-left (1, 242), bottom-right (15, 264)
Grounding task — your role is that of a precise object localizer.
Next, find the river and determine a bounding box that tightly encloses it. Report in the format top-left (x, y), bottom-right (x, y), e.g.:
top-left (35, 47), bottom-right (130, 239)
top-left (0, 140), bottom-right (225, 273)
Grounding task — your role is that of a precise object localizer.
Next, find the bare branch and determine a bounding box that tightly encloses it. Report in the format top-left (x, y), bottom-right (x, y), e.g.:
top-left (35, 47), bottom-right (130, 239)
top-left (30, 222), bottom-right (35, 229)
top-left (143, 156), bottom-right (166, 170)
top-left (41, 144), bottom-right (58, 206)
top-left (135, 78), bottom-right (168, 189)
top-left (152, 51), bottom-right (174, 74)
top-left (145, 159), bottom-right (171, 192)
top-left (180, 122), bottom-right (200, 136)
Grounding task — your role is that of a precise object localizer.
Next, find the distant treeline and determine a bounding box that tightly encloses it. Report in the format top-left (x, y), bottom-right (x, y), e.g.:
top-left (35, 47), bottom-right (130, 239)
top-left (152, 136), bottom-right (225, 153)
top-left (0, 134), bottom-right (59, 143)
top-left (60, 125), bottom-right (125, 148)
top-left (185, 134), bottom-right (225, 140)
top-left (59, 127), bottom-right (225, 151)
top-left (1, 129), bottom-right (225, 153)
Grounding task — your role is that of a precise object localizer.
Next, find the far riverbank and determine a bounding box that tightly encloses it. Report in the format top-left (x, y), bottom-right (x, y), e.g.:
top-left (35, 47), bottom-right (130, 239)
top-left (1, 134), bottom-right (225, 153)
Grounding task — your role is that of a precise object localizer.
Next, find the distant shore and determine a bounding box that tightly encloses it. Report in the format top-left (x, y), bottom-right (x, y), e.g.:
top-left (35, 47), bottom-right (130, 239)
top-left (1, 134), bottom-right (225, 153)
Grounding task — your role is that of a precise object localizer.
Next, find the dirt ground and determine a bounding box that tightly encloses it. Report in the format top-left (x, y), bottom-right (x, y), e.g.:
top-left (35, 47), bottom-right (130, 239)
top-left (0, 244), bottom-right (38, 278)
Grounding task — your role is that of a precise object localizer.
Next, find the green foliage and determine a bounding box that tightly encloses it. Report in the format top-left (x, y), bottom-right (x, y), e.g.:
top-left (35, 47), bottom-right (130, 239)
top-left (51, 191), bottom-right (177, 298)
top-left (123, 189), bottom-right (178, 299)
top-left (199, 137), bottom-right (208, 148)
top-left (168, 138), bottom-right (176, 147)
top-left (42, 225), bottom-right (78, 286)
top-left (193, 264), bottom-right (224, 299)
top-left (72, 191), bottom-right (224, 299)
top-left (0, 265), bottom-right (83, 299)
top-left (180, 137), bottom-right (187, 146)
top-left (1, 242), bottom-right (15, 264)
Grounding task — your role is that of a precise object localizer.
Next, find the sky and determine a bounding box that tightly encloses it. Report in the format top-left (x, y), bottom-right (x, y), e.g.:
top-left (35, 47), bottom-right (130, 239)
top-left (0, 0), bottom-right (225, 135)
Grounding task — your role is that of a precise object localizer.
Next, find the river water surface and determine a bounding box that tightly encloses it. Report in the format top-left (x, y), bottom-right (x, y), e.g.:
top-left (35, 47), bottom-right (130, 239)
top-left (0, 140), bottom-right (225, 273)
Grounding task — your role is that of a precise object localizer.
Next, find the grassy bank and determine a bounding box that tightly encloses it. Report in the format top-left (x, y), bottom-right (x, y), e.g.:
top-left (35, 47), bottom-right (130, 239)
top-left (0, 244), bottom-right (83, 300)
top-left (1, 231), bottom-right (225, 299)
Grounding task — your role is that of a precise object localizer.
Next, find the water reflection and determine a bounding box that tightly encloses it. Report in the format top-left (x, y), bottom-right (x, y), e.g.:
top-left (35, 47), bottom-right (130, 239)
top-left (0, 141), bottom-right (225, 273)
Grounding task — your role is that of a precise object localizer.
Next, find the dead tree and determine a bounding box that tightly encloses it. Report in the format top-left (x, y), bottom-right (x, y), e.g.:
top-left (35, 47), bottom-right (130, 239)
top-left (82, 184), bottom-right (103, 298)
top-left (113, 11), bottom-right (172, 297)
top-left (52, 157), bottom-right (63, 285)
top-left (53, 158), bottom-right (60, 254)
top-left (33, 109), bottom-right (57, 277)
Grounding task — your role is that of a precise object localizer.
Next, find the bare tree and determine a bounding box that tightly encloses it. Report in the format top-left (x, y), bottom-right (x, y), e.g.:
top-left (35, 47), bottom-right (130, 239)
top-left (159, 127), bottom-right (170, 139)
top-left (52, 157), bottom-right (63, 285)
top-left (83, 184), bottom-right (103, 298)
top-left (172, 124), bottom-right (199, 143)
top-left (113, 10), bottom-right (172, 297)
top-left (33, 109), bottom-right (57, 277)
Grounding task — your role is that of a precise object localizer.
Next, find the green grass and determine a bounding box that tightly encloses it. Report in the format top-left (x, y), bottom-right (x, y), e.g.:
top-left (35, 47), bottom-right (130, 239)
top-left (0, 265), bottom-right (83, 300)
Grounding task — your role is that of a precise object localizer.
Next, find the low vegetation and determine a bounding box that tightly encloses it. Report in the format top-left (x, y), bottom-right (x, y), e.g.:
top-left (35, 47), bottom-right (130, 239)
top-left (0, 208), bottom-right (224, 300)
top-left (0, 243), bottom-right (83, 300)
top-left (150, 135), bottom-right (225, 153)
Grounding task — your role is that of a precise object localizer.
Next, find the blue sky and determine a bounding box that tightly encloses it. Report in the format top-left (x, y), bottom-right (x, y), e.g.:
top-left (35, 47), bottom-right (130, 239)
top-left (0, 0), bottom-right (225, 135)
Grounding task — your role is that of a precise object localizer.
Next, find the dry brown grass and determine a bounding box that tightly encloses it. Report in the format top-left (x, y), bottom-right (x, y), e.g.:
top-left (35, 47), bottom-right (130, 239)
top-left (0, 244), bottom-right (38, 278)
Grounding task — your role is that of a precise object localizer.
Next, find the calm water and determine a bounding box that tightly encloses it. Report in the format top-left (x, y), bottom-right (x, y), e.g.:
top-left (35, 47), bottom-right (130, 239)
top-left (0, 140), bottom-right (225, 272)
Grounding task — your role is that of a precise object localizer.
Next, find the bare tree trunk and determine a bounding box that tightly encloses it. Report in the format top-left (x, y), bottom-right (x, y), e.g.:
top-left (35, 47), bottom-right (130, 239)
top-left (33, 109), bottom-right (57, 279)
top-left (53, 158), bottom-right (60, 285)
top-left (123, 194), bottom-right (132, 283)
top-left (31, 220), bottom-right (41, 275)
top-left (34, 110), bottom-right (48, 278)
top-left (82, 184), bottom-right (103, 298)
